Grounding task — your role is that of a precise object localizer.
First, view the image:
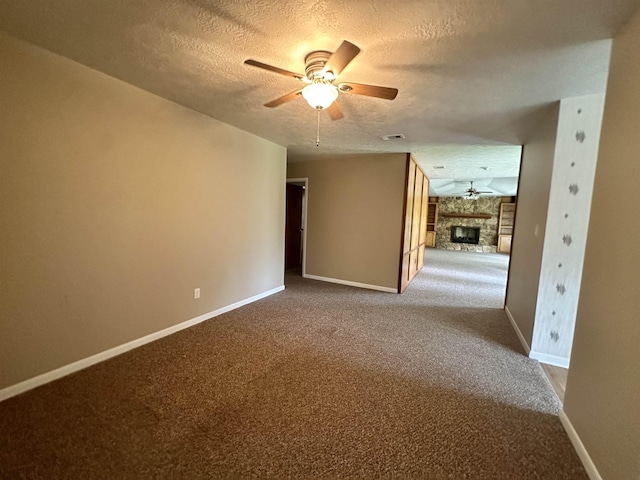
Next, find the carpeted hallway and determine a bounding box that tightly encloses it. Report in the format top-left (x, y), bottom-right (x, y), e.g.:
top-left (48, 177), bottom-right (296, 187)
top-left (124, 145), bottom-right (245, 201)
top-left (0, 249), bottom-right (587, 479)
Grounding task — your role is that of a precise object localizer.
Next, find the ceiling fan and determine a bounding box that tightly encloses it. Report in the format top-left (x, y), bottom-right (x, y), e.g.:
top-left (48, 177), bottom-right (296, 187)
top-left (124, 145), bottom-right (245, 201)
top-left (455, 181), bottom-right (493, 198)
top-left (244, 40), bottom-right (398, 122)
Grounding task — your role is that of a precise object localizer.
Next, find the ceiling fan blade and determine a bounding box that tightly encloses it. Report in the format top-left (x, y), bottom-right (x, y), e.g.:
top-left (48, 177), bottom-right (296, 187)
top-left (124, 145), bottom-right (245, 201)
top-left (244, 59), bottom-right (305, 81)
top-left (326, 102), bottom-right (344, 121)
top-left (324, 41), bottom-right (361, 77)
top-left (338, 82), bottom-right (398, 100)
top-left (264, 89), bottom-right (303, 108)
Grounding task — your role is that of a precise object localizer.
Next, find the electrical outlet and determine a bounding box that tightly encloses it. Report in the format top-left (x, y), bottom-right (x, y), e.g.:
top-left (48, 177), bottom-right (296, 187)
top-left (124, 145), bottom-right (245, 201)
top-left (194, 288), bottom-right (200, 299)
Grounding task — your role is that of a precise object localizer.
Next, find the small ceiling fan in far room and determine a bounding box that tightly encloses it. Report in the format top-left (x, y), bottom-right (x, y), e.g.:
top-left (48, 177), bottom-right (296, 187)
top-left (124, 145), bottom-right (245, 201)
top-left (244, 40), bottom-right (398, 146)
top-left (455, 181), bottom-right (493, 198)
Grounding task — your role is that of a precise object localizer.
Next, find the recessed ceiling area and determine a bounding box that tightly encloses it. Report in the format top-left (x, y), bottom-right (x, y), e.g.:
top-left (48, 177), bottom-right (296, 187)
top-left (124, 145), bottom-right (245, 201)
top-left (413, 145), bottom-right (522, 196)
top-left (1, 0), bottom-right (638, 188)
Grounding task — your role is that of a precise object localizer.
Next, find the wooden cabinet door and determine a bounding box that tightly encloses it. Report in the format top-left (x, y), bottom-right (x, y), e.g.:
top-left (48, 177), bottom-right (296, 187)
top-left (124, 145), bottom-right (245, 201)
top-left (400, 252), bottom-right (411, 291)
top-left (399, 156), bottom-right (431, 292)
top-left (409, 249), bottom-right (418, 280)
top-left (403, 161), bottom-right (416, 254)
top-left (419, 189), bottom-right (428, 245)
top-left (497, 235), bottom-right (512, 253)
top-left (410, 169), bottom-right (423, 251)
top-left (425, 231), bottom-right (436, 248)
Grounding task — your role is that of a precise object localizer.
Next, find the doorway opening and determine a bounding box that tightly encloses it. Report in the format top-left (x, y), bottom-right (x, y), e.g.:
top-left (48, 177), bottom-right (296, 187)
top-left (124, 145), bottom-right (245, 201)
top-left (285, 178), bottom-right (308, 276)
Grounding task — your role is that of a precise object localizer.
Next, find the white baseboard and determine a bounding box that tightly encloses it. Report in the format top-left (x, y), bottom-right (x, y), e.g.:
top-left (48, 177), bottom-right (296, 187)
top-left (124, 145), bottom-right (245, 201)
top-left (559, 410), bottom-right (603, 480)
top-left (529, 350), bottom-right (570, 368)
top-left (504, 306), bottom-right (531, 355)
top-left (303, 273), bottom-right (397, 293)
top-left (0, 285), bottom-right (285, 403)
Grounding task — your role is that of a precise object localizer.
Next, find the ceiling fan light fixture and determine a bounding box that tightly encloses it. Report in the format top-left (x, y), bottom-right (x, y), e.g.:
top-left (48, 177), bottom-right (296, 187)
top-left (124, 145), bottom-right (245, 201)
top-left (322, 70), bottom-right (336, 81)
top-left (301, 82), bottom-right (339, 110)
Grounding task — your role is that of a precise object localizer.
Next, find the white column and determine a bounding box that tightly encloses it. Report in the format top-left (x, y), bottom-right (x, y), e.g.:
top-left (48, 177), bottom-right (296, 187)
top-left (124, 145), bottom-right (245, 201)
top-left (530, 93), bottom-right (605, 367)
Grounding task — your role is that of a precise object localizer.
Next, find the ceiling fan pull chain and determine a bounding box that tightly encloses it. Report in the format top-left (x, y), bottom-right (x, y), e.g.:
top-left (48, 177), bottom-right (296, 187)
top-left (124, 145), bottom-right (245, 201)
top-left (316, 108), bottom-right (321, 147)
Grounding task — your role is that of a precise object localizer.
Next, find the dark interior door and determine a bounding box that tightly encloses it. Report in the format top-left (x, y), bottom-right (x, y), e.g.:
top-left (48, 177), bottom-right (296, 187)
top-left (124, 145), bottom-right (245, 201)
top-left (285, 184), bottom-right (303, 270)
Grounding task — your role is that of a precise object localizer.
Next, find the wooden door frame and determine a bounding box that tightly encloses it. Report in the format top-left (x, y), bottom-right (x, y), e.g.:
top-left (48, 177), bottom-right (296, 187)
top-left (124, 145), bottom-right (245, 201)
top-left (504, 149), bottom-right (524, 309)
top-left (286, 178), bottom-right (308, 277)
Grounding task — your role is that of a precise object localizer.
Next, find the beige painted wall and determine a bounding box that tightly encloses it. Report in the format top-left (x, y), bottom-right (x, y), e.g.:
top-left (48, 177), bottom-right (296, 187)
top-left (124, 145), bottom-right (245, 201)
top-left (563, 11), bottom-right (640, 480)
top-left (0, 33), bottom-right (286, 389)
top-left (505, 103), bottom-right (559, 346)
top-left (287, 154), bottom-right (407, 291)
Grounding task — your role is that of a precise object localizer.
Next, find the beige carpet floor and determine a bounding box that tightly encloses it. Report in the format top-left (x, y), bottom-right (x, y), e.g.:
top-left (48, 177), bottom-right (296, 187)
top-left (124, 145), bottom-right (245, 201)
top-left (0, 249), bottom-right (587, 479)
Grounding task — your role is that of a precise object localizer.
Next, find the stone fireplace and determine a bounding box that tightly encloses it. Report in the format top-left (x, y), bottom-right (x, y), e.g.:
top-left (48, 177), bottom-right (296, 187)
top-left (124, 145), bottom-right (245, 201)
top-left (435, 196), bottom-right (504, 253)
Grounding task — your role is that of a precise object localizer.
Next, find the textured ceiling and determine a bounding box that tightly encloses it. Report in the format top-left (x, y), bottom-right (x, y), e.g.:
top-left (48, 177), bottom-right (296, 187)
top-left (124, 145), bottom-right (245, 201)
top-left (1, 0), bottom-right (639, 195)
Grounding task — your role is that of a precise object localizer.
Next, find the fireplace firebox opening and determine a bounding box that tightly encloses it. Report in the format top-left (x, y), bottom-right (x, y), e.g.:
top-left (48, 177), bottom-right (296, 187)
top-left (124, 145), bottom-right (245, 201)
top-left (451, 225), bottom-right (481, 245)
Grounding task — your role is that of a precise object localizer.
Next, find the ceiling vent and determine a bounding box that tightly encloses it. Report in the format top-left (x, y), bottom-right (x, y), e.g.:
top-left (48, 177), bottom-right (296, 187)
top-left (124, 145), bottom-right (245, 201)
top-left (432, 166), bottom-right (446, 169)
top-left (379, 133), bottom-right (405, 141)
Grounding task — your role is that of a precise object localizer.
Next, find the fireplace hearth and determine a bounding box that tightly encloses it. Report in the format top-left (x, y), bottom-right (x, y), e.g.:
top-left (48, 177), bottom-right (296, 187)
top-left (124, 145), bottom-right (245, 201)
top-left (451, 225), bottom-right (481, 245)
